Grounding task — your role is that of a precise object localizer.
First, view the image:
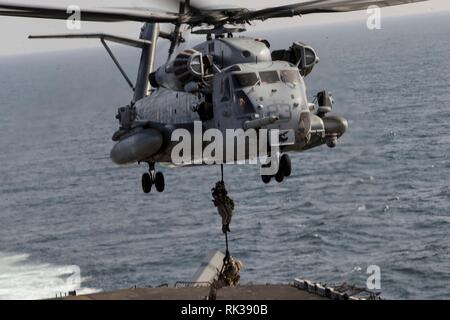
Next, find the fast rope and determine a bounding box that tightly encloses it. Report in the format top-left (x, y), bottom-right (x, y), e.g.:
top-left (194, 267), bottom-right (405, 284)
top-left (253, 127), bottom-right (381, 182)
top-left (210, 164), bottom-right (241, 290)
top-left (221, 165), bottom-right (229, 257)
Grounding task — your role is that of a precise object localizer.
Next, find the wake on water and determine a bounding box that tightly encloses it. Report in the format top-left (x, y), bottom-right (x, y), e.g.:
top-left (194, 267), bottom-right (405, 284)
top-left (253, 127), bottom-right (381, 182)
top-left (0, 252), bottom-right (99, 300)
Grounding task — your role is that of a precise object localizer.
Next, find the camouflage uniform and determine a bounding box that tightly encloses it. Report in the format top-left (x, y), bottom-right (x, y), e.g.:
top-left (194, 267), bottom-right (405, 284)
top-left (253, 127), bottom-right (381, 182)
top-left (209, 255), bottom-right (243, 299)
top-left (212, 181), bottom-right (235, 234)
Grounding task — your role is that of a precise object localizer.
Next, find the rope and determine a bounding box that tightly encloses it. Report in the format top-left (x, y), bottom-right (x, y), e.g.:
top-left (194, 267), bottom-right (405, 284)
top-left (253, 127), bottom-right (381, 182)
top-left (208, 165), bottom-right (241, 295)
top-left (225, 231), bottom-right (229, 258)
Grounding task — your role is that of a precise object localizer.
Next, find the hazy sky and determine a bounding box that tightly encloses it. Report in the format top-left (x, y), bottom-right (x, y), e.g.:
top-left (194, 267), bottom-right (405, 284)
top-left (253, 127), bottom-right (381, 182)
top-left (0, 0), bottom-right (449, 56)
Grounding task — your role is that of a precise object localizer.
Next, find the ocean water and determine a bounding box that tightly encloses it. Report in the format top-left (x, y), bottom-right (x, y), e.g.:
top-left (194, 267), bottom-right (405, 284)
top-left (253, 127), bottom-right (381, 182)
top-left (0, 12), bottom-right (449, 300)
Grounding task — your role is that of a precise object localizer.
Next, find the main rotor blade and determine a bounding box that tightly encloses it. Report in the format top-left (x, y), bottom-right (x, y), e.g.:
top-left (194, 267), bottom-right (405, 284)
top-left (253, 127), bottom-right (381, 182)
top-left (0, 0), bottom-right (429, 27)
top-left (141, 0), bottom-right (202, 13)
top-left (0, 2), bottom-right (180, 23)
top-left (236, 0), bottom-right (429, 21)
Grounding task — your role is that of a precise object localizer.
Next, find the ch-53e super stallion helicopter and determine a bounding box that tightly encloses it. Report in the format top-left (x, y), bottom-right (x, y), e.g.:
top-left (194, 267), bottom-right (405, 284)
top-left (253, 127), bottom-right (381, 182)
top-left (0, 0), bottom-right (426, 194)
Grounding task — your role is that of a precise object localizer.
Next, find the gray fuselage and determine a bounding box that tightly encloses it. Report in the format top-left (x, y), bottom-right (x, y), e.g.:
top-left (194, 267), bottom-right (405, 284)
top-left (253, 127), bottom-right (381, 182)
top-left (112, 37), bottom-right (347, 165)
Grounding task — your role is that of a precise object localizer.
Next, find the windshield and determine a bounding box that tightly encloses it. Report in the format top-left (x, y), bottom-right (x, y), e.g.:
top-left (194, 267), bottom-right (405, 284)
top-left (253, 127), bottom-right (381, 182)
top-left (232, 73), bottom-right (258, 89)
top-left (280, 70), bottom-right (301, 85)
top-left (259, 71), bottom-right (280, 84)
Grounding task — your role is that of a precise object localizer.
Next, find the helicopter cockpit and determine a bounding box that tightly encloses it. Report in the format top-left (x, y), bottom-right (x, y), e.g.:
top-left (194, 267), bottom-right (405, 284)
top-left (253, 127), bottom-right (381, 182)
top-left (213, 61), bottom-right (307, 130)
top-left (230, 68), bottom-right (303, 97)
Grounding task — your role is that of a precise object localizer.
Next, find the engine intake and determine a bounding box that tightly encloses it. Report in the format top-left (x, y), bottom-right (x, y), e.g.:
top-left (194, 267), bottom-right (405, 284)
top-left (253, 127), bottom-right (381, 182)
top-left (272, 42), bottom-right (319, 77)
top-left (150, 49), bottom-right (204, 92)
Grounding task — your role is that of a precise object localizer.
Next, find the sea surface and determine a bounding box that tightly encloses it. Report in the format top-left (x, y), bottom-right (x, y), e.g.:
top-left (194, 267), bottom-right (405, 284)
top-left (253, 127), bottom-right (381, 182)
top-left (0, 12), bottom-right (449, 299)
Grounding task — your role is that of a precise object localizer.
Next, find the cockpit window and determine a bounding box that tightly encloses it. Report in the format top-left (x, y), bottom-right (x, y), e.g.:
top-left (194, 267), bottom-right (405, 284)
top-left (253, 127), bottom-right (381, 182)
top-left (259, 71), bottom-right (280, 84)
top-left (232, 73), bottom-right (258, 89)
top-left (281, 70), bottom-right (301, 85)
top-left (236, 91), bottom-right (255, 115)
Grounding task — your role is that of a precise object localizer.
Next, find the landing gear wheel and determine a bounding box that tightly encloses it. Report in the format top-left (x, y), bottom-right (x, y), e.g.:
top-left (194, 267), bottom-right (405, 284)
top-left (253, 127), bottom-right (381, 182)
top-left (261, 175), bottom-right (271, 184)
top-left (142, 173), bottom-right (152, 194)
top-left (275, 171), bottom-right (284, 183)
top-left (155, 172), bottom-right (165, 193)
top-left (280, 154), bottom-right (292, 177)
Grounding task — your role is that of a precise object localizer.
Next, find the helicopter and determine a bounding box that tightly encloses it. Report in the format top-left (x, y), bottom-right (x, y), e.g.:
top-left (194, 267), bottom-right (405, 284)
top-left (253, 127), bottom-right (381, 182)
top-left (0, 0), bottom-right (427, 194)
